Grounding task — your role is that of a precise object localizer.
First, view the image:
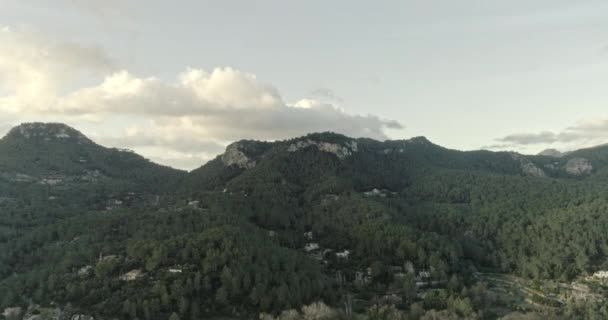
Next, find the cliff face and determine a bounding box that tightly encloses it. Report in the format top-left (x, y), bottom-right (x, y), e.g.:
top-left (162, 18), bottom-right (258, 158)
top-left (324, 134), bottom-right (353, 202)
top-left (221, 142), bottom-right (258, 169)
top-left (511, 153), bottom-right (547, 178)
top-left (287, 139), bottom-right (358, 160)
top-left (565, 158), bottom-right (593, 176)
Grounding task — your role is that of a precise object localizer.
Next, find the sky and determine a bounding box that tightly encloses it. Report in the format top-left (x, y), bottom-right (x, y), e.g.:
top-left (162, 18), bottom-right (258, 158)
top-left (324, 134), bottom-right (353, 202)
top-left (1, 0), bottom-right (608, 170)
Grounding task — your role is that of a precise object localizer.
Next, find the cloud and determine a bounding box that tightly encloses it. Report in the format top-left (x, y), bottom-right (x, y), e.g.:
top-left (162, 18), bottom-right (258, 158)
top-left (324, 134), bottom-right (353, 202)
top-left (494, 117), bottom-right (608, 150)
top-left (24, 67), bottom-right (401, 142)
top-left (95, 126), bottom-right (225, 171)
top-left (0, 26), bottom-right (402, 169)
top-left (496, 131), bottom-right (560, 145)
top-left (96, 125), bottom-right (226, 155)
top-left (48, 43), bottom-right (115, 71)
top-left (481, 143), bottom-right (519, 150)
top-left (0, 26), bottom-right (116, 114)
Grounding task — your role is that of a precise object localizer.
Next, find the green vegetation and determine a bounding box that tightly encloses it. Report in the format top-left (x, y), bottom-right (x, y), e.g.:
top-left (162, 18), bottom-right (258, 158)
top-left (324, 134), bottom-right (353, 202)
top-left (1, 123), bottom-right (608, 319)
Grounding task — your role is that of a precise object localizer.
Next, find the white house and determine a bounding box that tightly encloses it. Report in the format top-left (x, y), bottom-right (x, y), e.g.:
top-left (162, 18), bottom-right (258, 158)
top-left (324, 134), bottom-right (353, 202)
top-left (336, 250), bottom-right (351, 258)
top-left (78, 265), bottom-right (93, 276)
top-left (304, 243), bottom-right (320, 252)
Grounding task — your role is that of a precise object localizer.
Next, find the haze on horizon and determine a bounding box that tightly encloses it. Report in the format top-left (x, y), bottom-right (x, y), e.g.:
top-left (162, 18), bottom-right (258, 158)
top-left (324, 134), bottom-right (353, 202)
top-left (1, 0), bottom-right (608, 170)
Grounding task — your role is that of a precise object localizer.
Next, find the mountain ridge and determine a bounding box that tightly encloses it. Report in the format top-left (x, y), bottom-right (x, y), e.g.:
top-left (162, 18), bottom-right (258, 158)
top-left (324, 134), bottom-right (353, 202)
top-left (3, 123), bottom-right (606, 186)
top-left (4, 122), bottom-right (608, 178)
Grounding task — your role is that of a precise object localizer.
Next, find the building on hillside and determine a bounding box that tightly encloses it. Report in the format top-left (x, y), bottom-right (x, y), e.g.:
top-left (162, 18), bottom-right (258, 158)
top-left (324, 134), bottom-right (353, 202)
top-left (304, 243), bottom-right (320, 252)
top-left (336, 250), bottom-right (351, 258)
top-left (78, 265), bottom-right (93, 276)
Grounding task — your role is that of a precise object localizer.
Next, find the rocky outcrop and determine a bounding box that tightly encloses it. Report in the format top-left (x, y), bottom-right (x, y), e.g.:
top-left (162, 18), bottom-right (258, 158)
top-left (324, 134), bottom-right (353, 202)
top-left (565, 158), bottom-right (592, 175)
top-left (221, 143), bottom-right (257, 169)
top-left (521, 161), bottom-right (547, 178)
top-left (287, 140), bottom-right (358, 159)
top-left (510, 153), bottom-right (546, 178)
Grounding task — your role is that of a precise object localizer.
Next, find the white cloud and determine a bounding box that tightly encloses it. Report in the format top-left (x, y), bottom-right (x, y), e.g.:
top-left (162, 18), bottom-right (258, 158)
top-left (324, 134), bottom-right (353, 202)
top-left (54, 68), bottom-right (285, 116)
top-left (0, 26), bottom-right (116, 114)
top-left (96, 124), bottom-right (226, 154)
top-left (180, 68), bottom-right (283, 110)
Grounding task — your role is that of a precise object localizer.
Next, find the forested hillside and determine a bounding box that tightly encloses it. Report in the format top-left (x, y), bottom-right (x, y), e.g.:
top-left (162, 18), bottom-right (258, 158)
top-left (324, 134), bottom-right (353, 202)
top-left (2, 123), bottom-right (608, 320)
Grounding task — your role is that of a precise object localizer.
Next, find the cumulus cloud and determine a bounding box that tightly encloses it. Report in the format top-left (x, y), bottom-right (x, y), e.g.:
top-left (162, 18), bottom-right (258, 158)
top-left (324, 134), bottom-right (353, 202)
top-left (96, 125), bottom-right (226, 155)
top-left (0, 26), bottom-right (402, 169)
top-left (0, 26), bottom-right (116, 114)
top-left (95, 126), bottom-right (225, 170)
top-left (494, 118), bottom-right (608, 151)
top-left (19, 67), bottom-right (401, 142)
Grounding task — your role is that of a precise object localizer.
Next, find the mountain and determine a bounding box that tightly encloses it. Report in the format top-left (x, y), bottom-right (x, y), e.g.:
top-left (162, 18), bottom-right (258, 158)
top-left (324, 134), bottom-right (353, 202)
top-left (0, 122), bottom-right (186, 229)
top-left (0, 122), bottom-right (185, 191)
top-left (186, 131), bottom-right (602, 195)
top-left (2, 123), bottom-right (608, 320)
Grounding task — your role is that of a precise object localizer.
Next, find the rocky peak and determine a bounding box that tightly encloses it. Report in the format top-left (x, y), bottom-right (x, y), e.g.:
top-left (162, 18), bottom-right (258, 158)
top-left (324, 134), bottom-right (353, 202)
top-left (220, 140), bottom-right (271, 169)
top-left (221, 143), bottom-right (256, 169)
top-left (4, 122), bottom-right (92, 144)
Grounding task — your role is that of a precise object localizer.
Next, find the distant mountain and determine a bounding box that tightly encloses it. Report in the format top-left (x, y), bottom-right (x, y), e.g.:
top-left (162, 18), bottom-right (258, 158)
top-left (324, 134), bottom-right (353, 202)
top-left (186, 132), bottom-right (604, 195)
top-left (538, 148), bottom-right (564, 157)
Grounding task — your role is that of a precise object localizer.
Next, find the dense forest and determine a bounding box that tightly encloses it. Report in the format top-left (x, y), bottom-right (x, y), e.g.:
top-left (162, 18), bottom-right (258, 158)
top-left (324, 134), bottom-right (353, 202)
top-left (1, 123), bottom-right (608, 320)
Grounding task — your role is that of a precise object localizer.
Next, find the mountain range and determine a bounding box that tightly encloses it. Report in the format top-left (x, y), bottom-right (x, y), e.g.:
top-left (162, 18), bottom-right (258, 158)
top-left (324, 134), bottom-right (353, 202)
top-left (1, 122), bottom-right (608, 320)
